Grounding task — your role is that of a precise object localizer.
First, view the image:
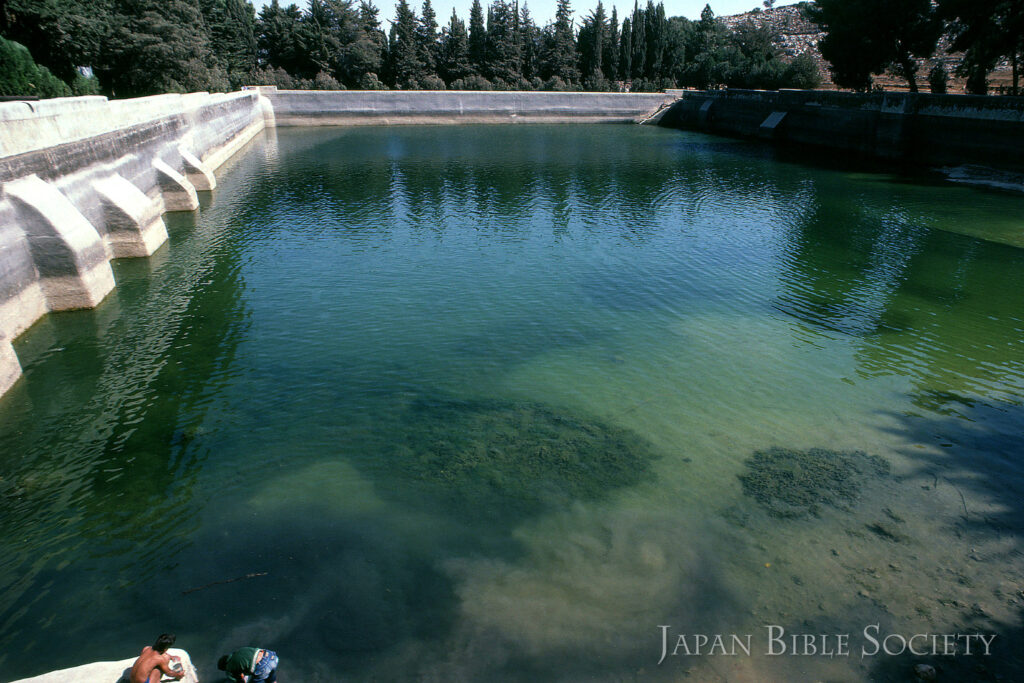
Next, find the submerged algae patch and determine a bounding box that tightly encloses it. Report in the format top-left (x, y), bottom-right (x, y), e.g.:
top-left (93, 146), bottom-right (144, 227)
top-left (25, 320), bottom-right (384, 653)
top-left (379, 396), bottom-right (656, 517)
top-left (739, 447), bottom-right (890, 519)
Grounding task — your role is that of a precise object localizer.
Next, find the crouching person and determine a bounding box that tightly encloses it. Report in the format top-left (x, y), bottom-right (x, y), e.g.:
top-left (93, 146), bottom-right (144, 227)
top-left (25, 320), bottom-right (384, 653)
top-left (218, 646), bottom-right (280, 683)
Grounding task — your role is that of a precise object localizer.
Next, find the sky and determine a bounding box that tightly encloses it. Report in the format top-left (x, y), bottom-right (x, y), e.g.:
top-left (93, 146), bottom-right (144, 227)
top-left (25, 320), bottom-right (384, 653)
top-left (251, 0), bottom-right (802, 28)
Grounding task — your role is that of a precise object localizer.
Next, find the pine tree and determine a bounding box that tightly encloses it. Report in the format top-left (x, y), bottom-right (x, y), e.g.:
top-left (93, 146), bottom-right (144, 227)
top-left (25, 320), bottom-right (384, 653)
top-left (391, 0), bottom-right (423, 86)
top-left (545, 0), bottom-right (578, 83)
top-left (468, 0), bottom-right (486, 73)
top-left (519, 2), bottom-right (539, 80)
top-left (438, 7), bottom-right (471, 82)
top-left (416, 0), bottom-right (438, 74)
top-left (486, 0), bottom-right (521, 84)
top-left (809, 0), bottom-right (940, 92)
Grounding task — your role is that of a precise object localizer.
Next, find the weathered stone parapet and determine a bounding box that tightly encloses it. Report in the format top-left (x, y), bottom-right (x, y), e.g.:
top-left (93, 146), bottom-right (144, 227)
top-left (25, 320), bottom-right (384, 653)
top-left (10, 648), bottom-right (199, 683)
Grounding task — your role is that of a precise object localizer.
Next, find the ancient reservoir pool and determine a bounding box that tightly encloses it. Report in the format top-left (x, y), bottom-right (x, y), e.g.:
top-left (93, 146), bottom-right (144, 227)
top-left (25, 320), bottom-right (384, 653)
top-left (1, 125), bottom-right (1024, 681)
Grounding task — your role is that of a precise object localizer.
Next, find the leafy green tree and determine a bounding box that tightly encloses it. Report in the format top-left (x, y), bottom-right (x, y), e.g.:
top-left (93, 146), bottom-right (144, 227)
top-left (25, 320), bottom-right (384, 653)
top-left (200, 0), bottom-right (256, 87)
top-left (663, 15), bottom-right (691, 84)
top-left (1, 0), bottom-right (110, 83)
top-left (0, 36), bottom-right (72, 96)
top-left (783, 51), bottom-right (821, 89)
top-left (256, 1), bottom-right (311, 77)
top-left (103, 0), bottom-right (229, 96)
top-left (808, 0), bottom-right (940, 92)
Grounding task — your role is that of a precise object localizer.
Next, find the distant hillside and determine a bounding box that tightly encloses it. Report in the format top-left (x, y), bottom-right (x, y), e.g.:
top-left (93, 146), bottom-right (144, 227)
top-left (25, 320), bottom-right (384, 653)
top-left (719, 2), bottom-right (1014, 93)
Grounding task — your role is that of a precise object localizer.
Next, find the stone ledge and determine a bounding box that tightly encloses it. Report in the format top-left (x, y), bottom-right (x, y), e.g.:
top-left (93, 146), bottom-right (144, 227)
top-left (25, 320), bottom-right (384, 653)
top-left (10, 648), bottom-right (199, 683)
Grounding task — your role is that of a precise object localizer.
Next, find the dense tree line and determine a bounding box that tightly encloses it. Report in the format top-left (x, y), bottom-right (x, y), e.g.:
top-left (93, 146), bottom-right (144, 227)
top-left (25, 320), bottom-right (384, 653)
top-left (809, 0), bottom-right (1022, 94)
top-left (0, 0), bottom-right (821, 97)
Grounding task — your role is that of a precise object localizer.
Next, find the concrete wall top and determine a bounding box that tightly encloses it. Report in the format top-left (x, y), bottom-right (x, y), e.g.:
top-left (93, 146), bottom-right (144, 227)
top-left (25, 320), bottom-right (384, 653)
top-left (0, 91), bottom-right (260, 158)
top-left (686, 88), bottom-right (1024, 120)
top-left (261, 88), bottom-right (677, 120)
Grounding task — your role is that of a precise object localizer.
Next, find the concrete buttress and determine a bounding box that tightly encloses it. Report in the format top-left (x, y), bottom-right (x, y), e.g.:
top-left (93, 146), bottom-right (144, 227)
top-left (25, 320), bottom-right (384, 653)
top-left (4, 174), bottom-right (116, 311)
top-left (179, 148), bottom-right (217, 191)
top-left (153, 158), bottom-right (199, 211)
top-left (93, 174), bottom-right (169, 257)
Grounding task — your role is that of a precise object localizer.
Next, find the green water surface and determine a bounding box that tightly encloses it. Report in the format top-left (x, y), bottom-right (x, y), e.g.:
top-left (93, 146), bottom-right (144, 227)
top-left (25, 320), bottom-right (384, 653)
top-left (2, 125), bottom-right (1023, 682)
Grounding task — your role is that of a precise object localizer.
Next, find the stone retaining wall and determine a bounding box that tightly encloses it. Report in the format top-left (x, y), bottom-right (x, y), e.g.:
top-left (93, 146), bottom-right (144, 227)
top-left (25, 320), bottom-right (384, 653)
top-left (659, 89), bottom-right (1024, 170)
top-left (254, 87), bottom-right (676, 125)
top-left (0, 90), bottom-right (268, 397)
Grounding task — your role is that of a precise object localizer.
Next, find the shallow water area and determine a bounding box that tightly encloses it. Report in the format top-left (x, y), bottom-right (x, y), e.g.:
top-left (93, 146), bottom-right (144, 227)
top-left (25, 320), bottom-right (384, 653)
top-left (2, 124), bottom-right (1024, 682)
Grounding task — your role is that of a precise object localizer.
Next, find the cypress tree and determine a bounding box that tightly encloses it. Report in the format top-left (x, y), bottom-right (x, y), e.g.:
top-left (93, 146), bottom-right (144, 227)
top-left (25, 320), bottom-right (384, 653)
top-left (630, 0), bottom-right (645, 78)
top-left (619, 16), bottom-right (631, 80)
top-left (643, 0), bottom-right (665, 80)
top-left (605, 6), bottom-right (619, 83)
top-left (468, 0), bottom-right (486, 72)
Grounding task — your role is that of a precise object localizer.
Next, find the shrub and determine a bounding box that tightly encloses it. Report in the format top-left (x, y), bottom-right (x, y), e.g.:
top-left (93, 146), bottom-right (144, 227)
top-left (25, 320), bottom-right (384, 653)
top-left (450, 74), bottom-right (493, 90)
top-left (358, 72), bottom-right (388, 90)
top-left (542, 75), bottom-right (570, 91)
top-left (782, 52), bottom-right (821, 90)
top-left (313, 71), bottom-right (345, 90)
top-left (0, 37), bottom-right (71, 98)
top-left (418, 74), bottom-right (446, 90)
top-left (71, 73), bottom-right (102, 96)
top-left (246, 66), bottom-right (299, 90)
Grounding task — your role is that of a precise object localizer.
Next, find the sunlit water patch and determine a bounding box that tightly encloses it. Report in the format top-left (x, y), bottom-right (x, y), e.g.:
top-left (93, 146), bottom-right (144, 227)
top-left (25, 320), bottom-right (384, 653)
top-left (1, 125), bottom-right (1024, 682)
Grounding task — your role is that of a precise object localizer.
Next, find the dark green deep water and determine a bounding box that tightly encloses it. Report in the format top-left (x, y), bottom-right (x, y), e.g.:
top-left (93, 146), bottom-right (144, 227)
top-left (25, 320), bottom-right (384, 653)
top-left (2, 125), bottom-right (1024, 681)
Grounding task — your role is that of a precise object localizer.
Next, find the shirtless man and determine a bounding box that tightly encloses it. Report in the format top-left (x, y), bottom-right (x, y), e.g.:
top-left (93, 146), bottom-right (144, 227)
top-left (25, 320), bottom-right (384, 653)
top-left (128, 633), bottom-right (186, 683)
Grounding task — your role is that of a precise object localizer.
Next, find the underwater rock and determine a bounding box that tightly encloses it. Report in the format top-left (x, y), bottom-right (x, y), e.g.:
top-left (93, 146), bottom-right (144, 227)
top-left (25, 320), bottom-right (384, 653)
top-left (738, 447), bottom-right (890, 519)
top-left (374, 396), bottom-right (656, 518)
